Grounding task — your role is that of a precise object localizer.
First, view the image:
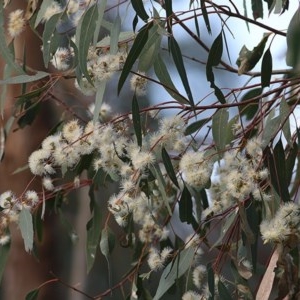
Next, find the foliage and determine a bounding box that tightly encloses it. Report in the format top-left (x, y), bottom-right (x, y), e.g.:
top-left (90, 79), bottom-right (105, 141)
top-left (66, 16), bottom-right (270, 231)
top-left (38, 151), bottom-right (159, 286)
top-left (1, 0), bottom-right (300, 299)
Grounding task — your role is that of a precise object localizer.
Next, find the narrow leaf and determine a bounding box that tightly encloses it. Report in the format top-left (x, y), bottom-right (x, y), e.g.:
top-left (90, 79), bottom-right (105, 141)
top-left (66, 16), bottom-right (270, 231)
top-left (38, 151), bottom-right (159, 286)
top-left (207, 262), bottom-right (215, 299)
top-left (86, 189), bottom-right (102, 273)
top-left (218, 280), bottom-right (233, 300)
top-left (25, 288), bottom-right (40, 300)
top-left (153, 247), bottom-right (195, 300)
top-left (271, 139), bottom-right (290, 202)
top-left (118, 23), bottom-right (151, 94)
top-left (207, 32), bottom-right (223, 67)
top-left (261, 48), bottom-right (272, 88)
top-left (280, 96), bottom-right (292, 146)
top-left (19, 208), bottom-right (34, 252)
top-left (34, 0), bottom-right (52, 27)
top-left (169, 37), bottom-right (194, 106)
top-left (239, 88), bottom-right (262, 120)
top-left (93, 80), bottom-right (107, 123)
top-left (236, 33), bottom-right (271, 75)
top-left (131, 0), bottom-right (149, 21)
top-left (286, 6), bottom-right (300, 69)
top-left (0, 242), bottom-right (10, 283)
top-left (138, 24), bottom-right (162, 72)
top-left (93, 0), bottom-right (107, 45)
top-left (110, 14), bottom-right (121, 55)
top-left (150, 164), bottom-right (172, 216)
top-left (100, 227), bottom-right (115, 259)
top-left (206, 32), bottom-right (225, 104)
top-left (161, 147), bottom-right (179, 188)
top-left (0, 71), bottom-right (49, 85)
top-left (132, 94), bottom-right (142, 147)
top-left (154, 54), bottom-right (189, 105)
top-left (42, 13), bottom-right (62, 68)
top-left (212, 108), bottom-right (229, 152)
top-left (184, 118), bottom-right (210, 135)
top-left (76, 4), bottom-right (99, 83)
top-left (99, 227), bottom-right (115, 287)
top-left (256, 248), bottom-right (279, 299)
top-left (252, 0), bottom-right (264, 19)
top-left (201, 0), bottom-right (211, 33)
top-left (179, 186), bottom-right (199, 231)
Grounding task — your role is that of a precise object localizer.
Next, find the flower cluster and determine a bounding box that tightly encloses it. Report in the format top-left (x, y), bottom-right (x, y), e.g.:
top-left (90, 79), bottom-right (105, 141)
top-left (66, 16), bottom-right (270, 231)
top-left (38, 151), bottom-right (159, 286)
top-left (179, 151), bottom-right (213, 188)
top-left (203, 138), bottom-right (269, 218)
top-left (7, 9), bottom-right (26, 38)
top-left (260, 202), bottom-right (300, 245)
top-left (28, 112), bottom-right (188, 243)
top-left (0, 190), bottom-right (39, 245)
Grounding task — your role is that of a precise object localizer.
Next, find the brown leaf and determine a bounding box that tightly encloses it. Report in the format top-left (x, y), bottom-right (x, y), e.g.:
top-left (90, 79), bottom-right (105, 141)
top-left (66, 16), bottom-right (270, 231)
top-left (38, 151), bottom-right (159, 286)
top-left (256, 247), bottom-right (279, 300)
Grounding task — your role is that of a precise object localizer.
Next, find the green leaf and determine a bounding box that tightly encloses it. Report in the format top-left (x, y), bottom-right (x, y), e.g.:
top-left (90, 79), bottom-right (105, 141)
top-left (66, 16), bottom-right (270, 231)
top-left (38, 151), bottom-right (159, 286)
top-left (96, 31), bottom-right (135, 48)
top-left (93, 80), bottom-right (107, 123)
top-left (118, 23), bottom-right (151, 94)
top-left (200, 0), bottom-right (211, 33)
top-left (164, 0), bottom-right (173, 35)
top-left (184, 118), bottom-right (210, 135)
top-left (280, 96), bottom-right (292, 146)
top-left (42, 13), bottom-right (62, 68)
top-left (93, 0), bottom-right (107, 45)
top-left (252, 0), bottom-right (263, 19)
top-left (154, 54), bottom-right (189, 105)
top-left (236, 33), bottom-right (271, 75)
top-left (286, 6), bottom-right (300, 69)
top-left (110, 14), bottom-right (121, 55)
top-left (169, 37), bottom-right (194, 106)
top-left (0, 242), bottom-right (10, 283)
top-left (245, 200), bottom-right (260, 273)
top-left (239, 88), bottom-right (262, 120)
top-left (138, 24), bottom-right (162, 72)
top-left (206, 32), bottom-right (225, 104)
top-left (132, 94), bottom-right (142, 147)
top-left (218, 280), bottom-right (233, 300)
top-left (19, 208), bottom-right (34, 252)
top-left (161, 147), bottom-right (179, 188)
top-left (34, 0), bottom-right (52, 27)
top-left (153, 247), bottom-right (195, 300)
top-left (150, 164), bottom-right (172, 216)
top-left (286, 142), bottom-right (298, 185)
top-left (207, 32), bottom-right (223, 68)
top-left (86, 188), bottom-right (102, 273)
top-left (261, 48), bottom-right (272, 88)
top-left (131, 0), bottom-right (149, 21)
top-left (100, 227), bottom-right (115, 259)
top-left (270, 140), bottom-right (290, 202)
top-left (58, 208), bottom-right (78, 243)
top-left (76, 4), bottom-right (99, 84)
top-left (179, 186), bottom-right (199, 230)
top-left (0, 71), bottom-right (49, 85)
top-left (262, 102), bottom-right (290, 148)
top-left (99, 227), bottom-right (115, 286)
top-left (212, 108), bottom-right (229, 152)
top-left (207, 262), bottom-right (215, 299)
top-left (33, 208), bottom-right (43, 243)
top-left (25, 288), bottom-right (39, 300)
top-left (17, 101), bottom-right (41, 129)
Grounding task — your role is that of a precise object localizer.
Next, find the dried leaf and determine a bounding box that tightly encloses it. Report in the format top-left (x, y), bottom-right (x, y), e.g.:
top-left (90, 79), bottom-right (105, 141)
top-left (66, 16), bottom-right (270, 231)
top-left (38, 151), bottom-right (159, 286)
top-left (256, 248), bottom-right (279, 300)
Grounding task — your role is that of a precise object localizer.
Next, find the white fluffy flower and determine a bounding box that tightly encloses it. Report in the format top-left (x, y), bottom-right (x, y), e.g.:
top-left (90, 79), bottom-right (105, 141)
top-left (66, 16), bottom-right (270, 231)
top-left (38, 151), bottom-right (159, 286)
top-left (179, 151), bottom-right (212, 188)
top-left (8, 9), bottom-right (26, 38)
top-left (50, 47), bottom-right (72, 71)
top-left (130, 72), bottom-right (148, 96)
